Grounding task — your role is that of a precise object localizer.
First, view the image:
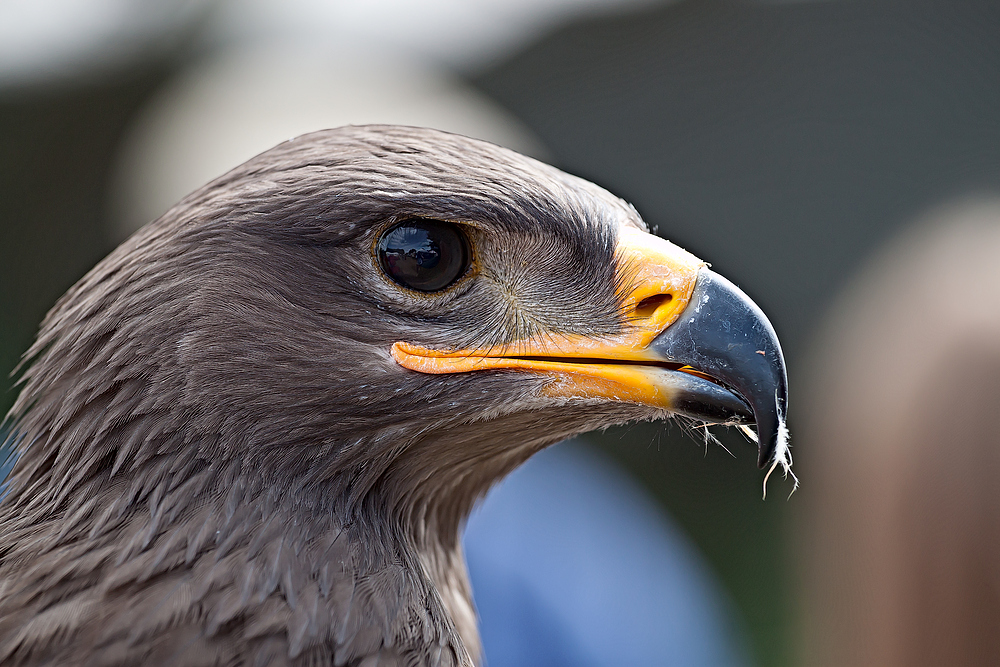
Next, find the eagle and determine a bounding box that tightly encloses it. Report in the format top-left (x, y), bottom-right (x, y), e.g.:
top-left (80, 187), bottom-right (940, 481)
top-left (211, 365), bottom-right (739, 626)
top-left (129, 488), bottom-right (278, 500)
top-left (0, 125), bottom-right (788, 666)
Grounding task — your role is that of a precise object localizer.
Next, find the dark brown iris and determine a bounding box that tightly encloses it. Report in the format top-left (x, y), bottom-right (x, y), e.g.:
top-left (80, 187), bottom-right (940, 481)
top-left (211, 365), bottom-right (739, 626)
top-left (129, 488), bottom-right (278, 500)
top-left (377, 219), bottom-right (470, 292)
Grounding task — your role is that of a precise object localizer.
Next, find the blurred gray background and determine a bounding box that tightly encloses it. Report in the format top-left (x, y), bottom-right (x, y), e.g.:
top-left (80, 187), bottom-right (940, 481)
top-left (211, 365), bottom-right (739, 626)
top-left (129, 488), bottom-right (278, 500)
top-left (3, 1), bottom-right (1000, 665)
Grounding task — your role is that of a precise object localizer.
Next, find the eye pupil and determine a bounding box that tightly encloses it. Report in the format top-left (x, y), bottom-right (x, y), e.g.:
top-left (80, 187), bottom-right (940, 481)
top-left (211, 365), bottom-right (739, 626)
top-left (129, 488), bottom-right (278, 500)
top-left (377, 219), bottom-right (469, 292)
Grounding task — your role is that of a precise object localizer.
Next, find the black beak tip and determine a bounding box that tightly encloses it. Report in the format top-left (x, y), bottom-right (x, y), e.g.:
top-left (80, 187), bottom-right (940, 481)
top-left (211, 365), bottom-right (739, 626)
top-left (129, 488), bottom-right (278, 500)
top-left (650, 268), bottom-right (788, 471)
top-left (743, 342), bottom-right (788, 470)
top-left (755, 406), bottom-right (781, 469)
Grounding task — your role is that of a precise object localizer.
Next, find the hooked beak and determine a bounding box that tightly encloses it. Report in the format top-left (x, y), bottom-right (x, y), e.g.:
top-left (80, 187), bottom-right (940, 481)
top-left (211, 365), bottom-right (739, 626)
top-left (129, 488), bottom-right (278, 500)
top-left (392, 226), bottom-right (788, 469)
top-left (646, 267), bottom-right (788, 467)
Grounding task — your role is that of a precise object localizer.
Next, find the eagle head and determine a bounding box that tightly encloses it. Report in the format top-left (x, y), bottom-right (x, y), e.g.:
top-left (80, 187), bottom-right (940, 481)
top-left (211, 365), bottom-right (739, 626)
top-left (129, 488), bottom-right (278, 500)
top-left (0, 126), bottom-right (787, 666)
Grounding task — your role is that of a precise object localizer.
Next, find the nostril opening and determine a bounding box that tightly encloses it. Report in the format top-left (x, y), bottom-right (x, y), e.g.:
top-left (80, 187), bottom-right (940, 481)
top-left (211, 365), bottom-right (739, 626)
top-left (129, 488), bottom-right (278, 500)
top-left (634, 293), bottom-right (673, 318)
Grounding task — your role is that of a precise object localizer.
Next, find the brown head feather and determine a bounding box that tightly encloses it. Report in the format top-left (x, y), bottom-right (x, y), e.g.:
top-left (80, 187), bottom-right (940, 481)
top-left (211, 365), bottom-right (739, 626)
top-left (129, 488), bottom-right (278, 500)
top-left (0, 126), bottom-right (664, 666)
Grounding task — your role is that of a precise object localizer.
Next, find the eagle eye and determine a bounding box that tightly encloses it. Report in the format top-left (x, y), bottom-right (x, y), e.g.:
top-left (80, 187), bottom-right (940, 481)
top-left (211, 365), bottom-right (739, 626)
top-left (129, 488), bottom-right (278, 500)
top-left (376, 219), bottom-right (470, 292)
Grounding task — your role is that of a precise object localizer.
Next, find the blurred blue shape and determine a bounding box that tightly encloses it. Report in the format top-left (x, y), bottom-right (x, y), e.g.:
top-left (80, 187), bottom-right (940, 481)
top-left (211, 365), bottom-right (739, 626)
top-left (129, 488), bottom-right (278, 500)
top-left (0, 426), bottom-right (16, 502)
top-left (464, 439), bottom-right (747, 667)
